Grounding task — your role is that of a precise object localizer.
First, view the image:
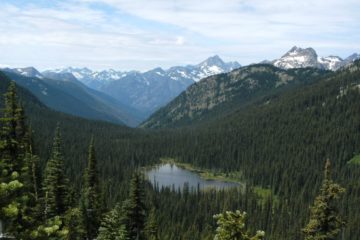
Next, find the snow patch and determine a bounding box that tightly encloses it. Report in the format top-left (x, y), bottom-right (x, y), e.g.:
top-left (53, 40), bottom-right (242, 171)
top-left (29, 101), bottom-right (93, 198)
top-left (208, 65), bottom-right (222, 74)
top-left (72, 72), bottom-right (84, 79)
top-left (156, 71), bottom-right (164, 76)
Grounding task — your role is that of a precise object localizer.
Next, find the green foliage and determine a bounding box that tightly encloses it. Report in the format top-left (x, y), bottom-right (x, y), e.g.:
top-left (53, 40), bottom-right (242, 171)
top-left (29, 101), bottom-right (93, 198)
top-left (302, 160), bottom-right (346, 240)
top-left (97, 203), bottom-right (129, 240)
top-left (213, 210), bottom-right (265, 240)
top-left (63, 208), bottom-right (86, 240)
top-left (0, 60), bottom-right (360, 240)
top-left (81, 137), bottom-right (102, 239)
top-left (122, 173), bottom-right (147, 240)
top-left (31, 215), bottom-right (68, 240)
top-left (0, 81), bottom-right (39, 238)
top-left (145, 207), bottom-right (159, 240)
top-left (142, 65), bottom-right (329, 128)
top-left (43, 126), bottom-right (69, 218)
top-left (347, 154), bottom-right (360, 165)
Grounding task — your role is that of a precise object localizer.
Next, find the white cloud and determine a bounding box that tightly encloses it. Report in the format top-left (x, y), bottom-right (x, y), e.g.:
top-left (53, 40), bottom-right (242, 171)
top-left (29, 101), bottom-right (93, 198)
top-left (175, 36), bottom-right (185, 46)
top-left (88, 1), bottom-right (360, 53)
top-left (0, 0), bottom-right (359, 70)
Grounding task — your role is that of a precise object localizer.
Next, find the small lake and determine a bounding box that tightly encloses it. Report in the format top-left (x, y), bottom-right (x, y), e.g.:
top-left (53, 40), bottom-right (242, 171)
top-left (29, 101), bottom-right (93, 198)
top-left (146, 163), bottom-right (241, 191)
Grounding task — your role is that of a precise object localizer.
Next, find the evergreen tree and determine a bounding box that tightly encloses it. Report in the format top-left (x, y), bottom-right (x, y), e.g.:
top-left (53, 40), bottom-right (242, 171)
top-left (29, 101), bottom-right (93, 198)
top-left (0, 82), bottom-right (38, 238)
top-left (98, 203), bottom-right (129, 240)
top-left (302, 159), bottom-right (346, 240)
top-left (213, 210), bottom-right (265, 240)
top-left (81, 137), bottom-right (102, 239)
top-left (145, 207), bottom-right (158, 240)
top-left (32, 215), bottom-right (68, 239)
top-left (24, 126), bottom-right (41, 202)
top-left (123, 173), bottom-right (146, 240)
top-left (64, 208), bottom-right (86, 240)
top-left (43, 125), bottom-right (69, 218)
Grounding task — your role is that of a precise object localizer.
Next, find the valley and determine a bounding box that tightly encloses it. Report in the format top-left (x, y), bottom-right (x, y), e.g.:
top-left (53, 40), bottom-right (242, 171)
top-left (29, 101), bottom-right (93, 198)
top-left (3, 47), bottom-right (359, 130)
top-left (1, 0), bottom-right (359, 239)
top-left (1, 58), bottom-right (360, 239)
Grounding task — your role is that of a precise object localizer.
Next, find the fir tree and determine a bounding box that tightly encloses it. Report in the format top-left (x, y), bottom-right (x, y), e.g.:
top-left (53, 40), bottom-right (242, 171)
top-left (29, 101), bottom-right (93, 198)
top-left (213, 210), bottom-right (265, 240)
top-left (123, 173), bottom-right (146, 240)
top-left (32, 215), bottom-right (68, 239)
top-left (302, 159), bottom-right (346, 240)
top-left (81, 137), bottom-right (102, 239)
top-left (145, 207), bottom-right (158, 240)
top-left (43, 125), bottom-right (69, 218)
top-left (1, 82), bottom-right (19, 174)
top-left (64, 208), bottom-right (86, 240)
top-left (0, 82), bottom-right (38, 238)
top-left (97, 203), bottom-right (129, 240)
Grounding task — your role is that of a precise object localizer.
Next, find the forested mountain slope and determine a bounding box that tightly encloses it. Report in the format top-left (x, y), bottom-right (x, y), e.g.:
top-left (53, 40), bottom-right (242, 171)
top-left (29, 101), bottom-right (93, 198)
top-left (2, 71), bottom-right (143, 126)
top-left (0, 71), bottom-right (162, 201)
top-left (1, 59), bottom-right (360, 239)
top-left (141, 64), bottom-right (330, 128)
top-left (162, 61), bottom-right (360, 238)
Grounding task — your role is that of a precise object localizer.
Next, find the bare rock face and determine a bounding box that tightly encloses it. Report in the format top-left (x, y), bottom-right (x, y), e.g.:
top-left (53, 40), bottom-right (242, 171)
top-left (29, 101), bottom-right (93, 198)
top-left (273, 46), bottom-right (321, 69)
top-left (272, 46), bottom-right (360, 71)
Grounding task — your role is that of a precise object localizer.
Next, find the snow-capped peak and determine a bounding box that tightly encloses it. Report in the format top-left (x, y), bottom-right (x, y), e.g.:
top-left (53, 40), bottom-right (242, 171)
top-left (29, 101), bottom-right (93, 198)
top-left (273, 46), bottom-right (320, 69)
top-left (272, 46), bottom-right (360, 71)
top-left (42, 55), bottom-right (241, 89)
top-left (318, 56), bottom-right (343, 71)
top-left (191, 55), bottom-right (241, 81)
top-left (284, 46), bottom-right (317, 57)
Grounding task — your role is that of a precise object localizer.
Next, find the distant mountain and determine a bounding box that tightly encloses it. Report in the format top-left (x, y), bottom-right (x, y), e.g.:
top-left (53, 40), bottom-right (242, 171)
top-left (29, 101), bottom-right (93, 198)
top-left (2, 66), bottom-right (44, 78)
top-left (273, 46), bottom-right (322, 69)
top-left (43, 67), bottom-right (126, 89)
top-left (1, 68), bottom-right (143, 126)
top-left (42, 71), bottom-right (78, 82)
top-left (271, 46), bottom-right (360, 71)
top-left (141, 64), bottom-right (330, 128)
top-left (342, 53), bottom-right (360, 66)
top-left (45, 56), bottom-right (241, 117)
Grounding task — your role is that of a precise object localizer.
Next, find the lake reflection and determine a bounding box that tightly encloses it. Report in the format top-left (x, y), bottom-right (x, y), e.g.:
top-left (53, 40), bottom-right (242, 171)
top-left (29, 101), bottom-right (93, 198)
top-left (146, 163), bottom-right (240, 191)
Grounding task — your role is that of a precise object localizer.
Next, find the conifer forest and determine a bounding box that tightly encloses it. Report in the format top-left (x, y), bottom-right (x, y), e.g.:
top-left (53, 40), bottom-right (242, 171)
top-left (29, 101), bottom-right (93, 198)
top-left (0, 60), bottom-right (360, 239)
top-left (1, 1), bottom-right (360, 239)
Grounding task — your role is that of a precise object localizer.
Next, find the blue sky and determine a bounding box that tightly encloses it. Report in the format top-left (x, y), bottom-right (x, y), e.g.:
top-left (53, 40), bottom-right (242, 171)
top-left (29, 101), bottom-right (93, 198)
top-left (0, 0), bottom-right (359, 71)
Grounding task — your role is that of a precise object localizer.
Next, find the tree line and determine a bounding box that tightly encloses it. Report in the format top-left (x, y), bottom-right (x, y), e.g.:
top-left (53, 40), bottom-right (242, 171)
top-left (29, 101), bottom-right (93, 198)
top-left (0, 82), bottom-right (349, 240)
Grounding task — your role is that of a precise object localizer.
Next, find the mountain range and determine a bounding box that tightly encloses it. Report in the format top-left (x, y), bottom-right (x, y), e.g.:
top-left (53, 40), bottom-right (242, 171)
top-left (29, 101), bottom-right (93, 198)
top-left (44, 55), bottom-right (240, 88)
top-left (142, 47), bottom-right (360, 128)
top-left (43, 56), bottom-right (241, 116)
top-left (1, 55), bottom-right (360, 240)
top-left (2, 47), bottom-right (359, 128)
top-left (1, 56), bottom-right (240, 126)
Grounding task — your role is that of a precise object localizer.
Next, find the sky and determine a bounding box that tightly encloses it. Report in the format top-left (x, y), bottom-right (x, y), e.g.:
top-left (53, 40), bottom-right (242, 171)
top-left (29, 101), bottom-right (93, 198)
top-left (0, 0), bottom-right (359, 71)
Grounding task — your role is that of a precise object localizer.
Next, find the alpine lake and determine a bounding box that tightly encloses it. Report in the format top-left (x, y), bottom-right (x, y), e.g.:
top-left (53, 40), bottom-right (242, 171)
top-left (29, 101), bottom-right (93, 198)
top-left (146, 163), bottom-right (242, 191)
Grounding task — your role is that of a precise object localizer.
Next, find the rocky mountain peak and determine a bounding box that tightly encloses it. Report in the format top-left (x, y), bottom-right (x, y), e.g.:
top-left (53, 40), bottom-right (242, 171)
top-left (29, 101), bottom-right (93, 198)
top-left (199, 55), bottom-right (225, 67)
top-left (274, 46), bottom-right (321, 69)
top-left (345, 53), bottom-right (360, 62)
top-left (283, 46), bottom-right (317, 58)
top-left (272, 46), bottom-right (360, 71)
top-left (2, 66), bottom-right (43, 79)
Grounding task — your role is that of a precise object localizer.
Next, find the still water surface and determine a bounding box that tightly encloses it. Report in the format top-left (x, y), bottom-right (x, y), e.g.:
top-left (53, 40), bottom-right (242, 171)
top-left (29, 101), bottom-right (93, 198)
top-left (146, 163), bottom-right (240, 191)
